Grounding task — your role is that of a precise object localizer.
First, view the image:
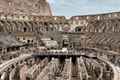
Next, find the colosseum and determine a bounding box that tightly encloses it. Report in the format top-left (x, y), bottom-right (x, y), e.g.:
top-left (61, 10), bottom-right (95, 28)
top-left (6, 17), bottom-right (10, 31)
top-left (0, 0), bottom-right (120, 80)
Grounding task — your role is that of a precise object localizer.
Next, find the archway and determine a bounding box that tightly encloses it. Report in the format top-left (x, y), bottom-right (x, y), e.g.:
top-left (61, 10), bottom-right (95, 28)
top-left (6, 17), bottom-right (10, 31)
top-left (0, 27), bottom-right (3, 32)
top-left (75, 26), bottom-right (82, 32)
top-left (23, 27), bottom-right (27, 32)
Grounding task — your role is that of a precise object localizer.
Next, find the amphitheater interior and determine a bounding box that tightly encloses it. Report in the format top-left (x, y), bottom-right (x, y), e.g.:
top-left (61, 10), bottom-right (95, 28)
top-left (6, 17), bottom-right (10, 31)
top-left (0, 0), bottom-right (120, 80)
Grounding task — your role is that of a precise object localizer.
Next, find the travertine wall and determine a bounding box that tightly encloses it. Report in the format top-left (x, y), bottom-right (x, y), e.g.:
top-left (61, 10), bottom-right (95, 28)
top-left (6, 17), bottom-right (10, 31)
top-left (0, 12), bottom-right (120, 52)
top-left (0, 0), bottom-right (52, 16)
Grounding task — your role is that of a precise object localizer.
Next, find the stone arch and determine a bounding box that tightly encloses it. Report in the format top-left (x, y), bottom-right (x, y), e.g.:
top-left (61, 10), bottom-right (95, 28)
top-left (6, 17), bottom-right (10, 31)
top-left (36, 22), bottom-right (42, 33)
top-left (54, 23), bottom-right (58, 30)
top-left (0, 27), bottom-right (3, 32)
top-left (29, 21), bottom-right (34, 32)
top-left (75, 26), bottom-right (82, 32)
top-left (49, 23), bottom-right (54, 31)
top-left (22, 21), bottom-right (29, 32)
top-left (38, 22), bottom-right (45, 33)
top-left (23, 27), bottom-right (27, 32)
top-left (0, 21), bottom-right (5, 32)
top-left (17, 21), bottom-right (23, 32)
top-left (4, 20), bottom-right (11, 32)
top-left (21, 21), bottom-right (25, 32)
top-left (3, 21), bottom-right (9, 32)
top-left (26, 21), bottom-right (32, 32)
top-left (0, 25), bottom-right (3, 32)
top-left (14, 21), bottom-right (20, 32)
top-left (33, 22), bottom-right (39, 32)
top-left (7, 21), bottom-right (13, 32)
top-left (9, 21), bottom-right (17, 32)
top-left (24, 21), bottom-right (31, 32)
top-left (44, 22), bottom-right (49, 31)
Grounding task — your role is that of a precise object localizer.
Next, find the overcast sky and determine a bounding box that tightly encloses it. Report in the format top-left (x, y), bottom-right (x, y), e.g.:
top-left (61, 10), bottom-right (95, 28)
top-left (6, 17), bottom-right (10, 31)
top-left (47, 0), bottom-right (120, 16)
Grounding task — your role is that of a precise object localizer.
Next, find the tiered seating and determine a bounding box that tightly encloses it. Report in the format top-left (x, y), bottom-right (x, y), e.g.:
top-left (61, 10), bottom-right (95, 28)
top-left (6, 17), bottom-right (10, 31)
top-left (0, 48), bottom-right (119, 80)
top-left (77, 56), bottom-right (114, 80)
top-left (35, 58), bottom-right (57, 80)
top-left (86, 33), bottom-right (120, 51)
top-left (60, 58), bottom-right (72, 79)
top-left (77, 57), bottom-right (90, 80)
top-left (9, 67), bottom-right (16, 80)
top-left (26, 58), bottom-right (49, 79)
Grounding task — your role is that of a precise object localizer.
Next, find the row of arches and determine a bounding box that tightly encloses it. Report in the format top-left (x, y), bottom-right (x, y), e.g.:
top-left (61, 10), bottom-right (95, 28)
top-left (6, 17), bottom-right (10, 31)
top-left (1, 16), bottom-right (120, 33)
top-left (85, 19), bottom-right (120, 33)
top-left (0, 20), bottom-right (63, 33)
top-left (73, 18), bottom-right (120, 33)
top-left (3, 18), bottom-right (120, 33)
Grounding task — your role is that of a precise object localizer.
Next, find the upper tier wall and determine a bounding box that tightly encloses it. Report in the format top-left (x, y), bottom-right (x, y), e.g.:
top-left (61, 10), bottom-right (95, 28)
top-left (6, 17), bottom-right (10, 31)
top-left (71, 12), bottom-right (120, 21)
top-left (0, 0), bottom-right (52, 16)
top-left (0, 11), bottom-right (120, 22)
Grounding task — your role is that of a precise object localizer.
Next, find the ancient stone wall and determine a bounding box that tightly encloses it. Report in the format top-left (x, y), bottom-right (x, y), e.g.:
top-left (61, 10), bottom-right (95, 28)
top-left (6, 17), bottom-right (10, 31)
top-left (0, 0), bottom-right (52, 16)
top-left (0, 12), bottom-right (120, 52)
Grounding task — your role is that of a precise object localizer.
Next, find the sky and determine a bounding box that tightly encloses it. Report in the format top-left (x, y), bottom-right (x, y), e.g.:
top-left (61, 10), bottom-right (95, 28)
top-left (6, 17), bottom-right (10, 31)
top-left (47, 0), bottom-right (120, 16)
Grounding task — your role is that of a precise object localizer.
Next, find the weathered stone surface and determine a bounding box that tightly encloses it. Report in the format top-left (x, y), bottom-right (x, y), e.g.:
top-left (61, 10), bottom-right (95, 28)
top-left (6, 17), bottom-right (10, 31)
top-left (0, 0), bottom-right (52, 16)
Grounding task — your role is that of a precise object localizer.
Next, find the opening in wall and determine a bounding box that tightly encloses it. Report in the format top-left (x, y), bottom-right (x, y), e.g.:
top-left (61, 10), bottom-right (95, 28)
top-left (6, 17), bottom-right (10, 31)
top-left (75, 27), bottom-right (81, 32)
top-left (23, 27), bottom-right (27, 32)
top-left (27, 40), bottom-right (30, 43)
